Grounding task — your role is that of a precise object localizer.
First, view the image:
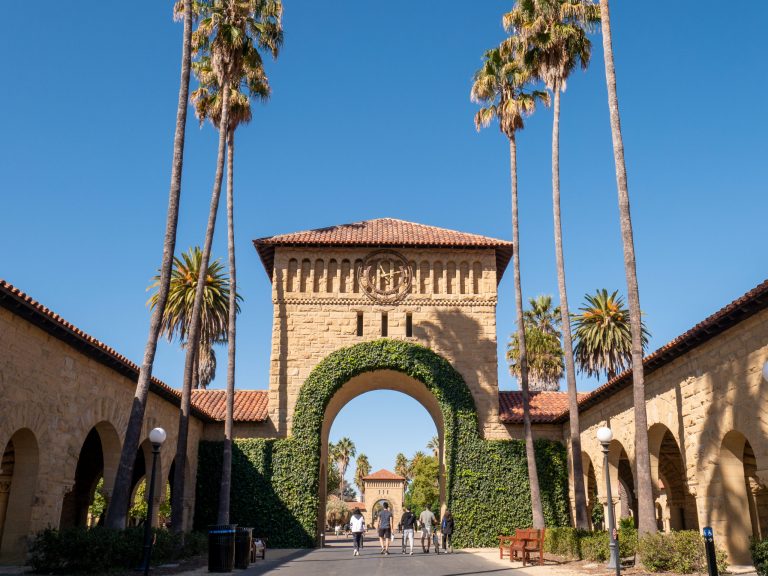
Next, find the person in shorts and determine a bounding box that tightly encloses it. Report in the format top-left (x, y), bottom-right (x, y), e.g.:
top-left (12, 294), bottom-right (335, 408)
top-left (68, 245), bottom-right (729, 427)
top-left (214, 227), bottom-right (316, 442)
top-left (377, 502), bottom-right (394, 555)
top-left (418, 506), bottom-right (436, 553)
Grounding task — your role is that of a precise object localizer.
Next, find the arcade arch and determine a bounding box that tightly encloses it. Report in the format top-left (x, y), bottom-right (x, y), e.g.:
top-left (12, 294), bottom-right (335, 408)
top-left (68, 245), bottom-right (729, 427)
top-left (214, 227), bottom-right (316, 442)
top-left (648, 423), bottom-right (697, 532)
top-left (710, 430), bottom-right (768, 564)
top-left (0, 429), bottom-right (39, 560)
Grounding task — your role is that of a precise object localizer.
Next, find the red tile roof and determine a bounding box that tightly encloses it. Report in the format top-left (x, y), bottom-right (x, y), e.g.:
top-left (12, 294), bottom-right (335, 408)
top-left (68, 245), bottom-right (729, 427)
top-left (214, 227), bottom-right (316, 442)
top-left (499, 391), bottom-right (585, 424)
top-left (363, 469), bottom-right (406, 481)
top-left (253, 218), bottom-right (514, 281)
top-left (190, 389), bottom-right (269, 422)
top-left (0, 278), bottom-right (267, 423)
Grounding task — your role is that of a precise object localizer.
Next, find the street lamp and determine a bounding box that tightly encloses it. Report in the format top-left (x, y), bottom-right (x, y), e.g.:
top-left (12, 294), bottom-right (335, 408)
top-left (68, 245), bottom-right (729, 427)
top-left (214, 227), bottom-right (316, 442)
top-left (597, 426), bottom-right (620, 576)
top-left (140, 427), bottom-right (167, 576)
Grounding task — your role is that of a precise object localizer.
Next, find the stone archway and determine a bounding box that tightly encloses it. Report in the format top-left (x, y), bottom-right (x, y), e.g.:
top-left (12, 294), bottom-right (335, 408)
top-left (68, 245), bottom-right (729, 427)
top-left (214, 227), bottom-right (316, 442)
top-left (291, 339), bottom-right (478, 546)
top-left (648, 423), bottom-right (698, 531)
top-left (0, 429), bottom-right (39, 560)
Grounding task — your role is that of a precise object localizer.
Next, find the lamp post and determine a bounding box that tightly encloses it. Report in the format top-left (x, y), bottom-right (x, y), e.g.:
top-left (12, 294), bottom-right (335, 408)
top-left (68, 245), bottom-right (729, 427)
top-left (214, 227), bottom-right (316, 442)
top-left (597, 426), bottom-right (620, 576)
top-left (140, 427), bottom-right (167, 576)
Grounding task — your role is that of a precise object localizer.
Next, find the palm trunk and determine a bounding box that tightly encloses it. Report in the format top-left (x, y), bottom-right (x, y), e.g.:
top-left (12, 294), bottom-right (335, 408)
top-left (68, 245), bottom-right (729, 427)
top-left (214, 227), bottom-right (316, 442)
top-left (217, 128), bottom-right (237, 524)
top-left (599, 0), bottom-right (655, 534)
top-left (105, 0), bottom-right (192, 529)
top-left (170, 81), bottom-right (232, 533)
top-left (510, 135), bottom-right (545, 529)
top-left (551, 84), bottom-right (589, 529)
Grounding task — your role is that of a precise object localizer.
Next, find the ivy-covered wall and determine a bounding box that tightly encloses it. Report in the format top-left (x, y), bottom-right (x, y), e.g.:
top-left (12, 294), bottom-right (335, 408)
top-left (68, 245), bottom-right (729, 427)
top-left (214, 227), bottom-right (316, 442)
top-left (195, 339), bottom-right (569, 547)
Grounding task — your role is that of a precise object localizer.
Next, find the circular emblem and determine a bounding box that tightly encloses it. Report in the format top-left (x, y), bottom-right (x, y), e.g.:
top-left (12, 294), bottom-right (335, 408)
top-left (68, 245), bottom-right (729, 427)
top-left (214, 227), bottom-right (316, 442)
top-left (357, 250), bottom-right (412, 304)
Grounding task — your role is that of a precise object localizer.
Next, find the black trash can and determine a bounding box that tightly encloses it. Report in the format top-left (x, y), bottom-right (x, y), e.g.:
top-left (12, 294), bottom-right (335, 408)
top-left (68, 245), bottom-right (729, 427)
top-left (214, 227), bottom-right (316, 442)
top-left (208, 524), bottom-right (237, 573)
top-left (234, 527), bottom-right (253, 569)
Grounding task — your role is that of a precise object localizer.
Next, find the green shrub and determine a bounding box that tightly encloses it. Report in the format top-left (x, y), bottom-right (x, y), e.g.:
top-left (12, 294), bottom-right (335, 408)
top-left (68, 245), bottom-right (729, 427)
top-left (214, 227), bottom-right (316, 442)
top-left (195, 339), bottom-right (571, 548)
top-left (545, 527), bottom-right (589, 559)
top-left (752, 536), bottom-right (768, 576)
top-left (28, 527), bottom-right (206, 574)
top-left (639, 531), bottom-right (728, 574)
top-left (582, 531), bottom-right (609, 562)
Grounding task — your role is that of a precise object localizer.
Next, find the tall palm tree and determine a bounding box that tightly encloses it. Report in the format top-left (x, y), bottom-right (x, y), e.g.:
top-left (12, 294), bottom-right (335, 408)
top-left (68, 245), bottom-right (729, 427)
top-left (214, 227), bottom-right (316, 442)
top-left (572, 289), bottom-right (649, 380)
top-left (191, 36), bottom-right (272, 526)
top-left (170, 0), bottom-right (282, 532)
top-left (395, 452), bottom-right (412, 483)
top-left (354, 454), bottom-right (371, 500)
top-left (504, 0), bottom-right (597, 529)
top-left (472, 45), bottom-right (549, 529)
top-left (594, 0), bottom-right (656, 534)
top-left (105, 0), bottom-right (194, 529)
top-left (507, 296), bottom-right (564, 391)
top-left (331, 438), bottom-right (356, 502)
top-left (426, 436), bottom-right (439, 458)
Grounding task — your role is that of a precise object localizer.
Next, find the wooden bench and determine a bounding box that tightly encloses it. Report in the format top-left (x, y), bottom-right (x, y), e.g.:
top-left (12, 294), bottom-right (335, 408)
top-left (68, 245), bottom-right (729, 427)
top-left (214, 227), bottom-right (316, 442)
top-left (499, 528), bottom-right (546, 566)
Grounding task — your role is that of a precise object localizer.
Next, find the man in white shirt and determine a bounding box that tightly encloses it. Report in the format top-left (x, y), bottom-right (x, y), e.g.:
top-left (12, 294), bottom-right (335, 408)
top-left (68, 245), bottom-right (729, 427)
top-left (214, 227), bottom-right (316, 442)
top-left (418, 506), bottom-right (436, 553)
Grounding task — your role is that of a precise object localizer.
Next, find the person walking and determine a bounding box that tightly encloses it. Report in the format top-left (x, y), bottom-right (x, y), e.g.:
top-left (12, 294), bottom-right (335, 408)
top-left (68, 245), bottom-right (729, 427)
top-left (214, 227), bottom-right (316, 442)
top-left (418, 506), bottom-right (436, 553)
top-left (400, 506), bottom-right (416, 555)
top-left (441, 509), bottom-right (454, 553)
top-left (377, 502), bottom-right (394, 555)
top-left (350, 508), bottom-right (366, 556)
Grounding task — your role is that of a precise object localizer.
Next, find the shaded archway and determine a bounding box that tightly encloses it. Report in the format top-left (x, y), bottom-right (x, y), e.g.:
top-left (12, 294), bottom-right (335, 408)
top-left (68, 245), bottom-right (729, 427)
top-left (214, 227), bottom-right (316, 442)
top-left (0, 429), bottom-right (39, 560)
top-left (605, 439), bottom-right (636, 524)
top-left (581, 452), bottom-right (600, 529)
top-left (712, 431), bottom-right (767, 564)
top-left (648, 424), bottom-right (698, 531)
top-left (291, 339), bottom-right (477, 546)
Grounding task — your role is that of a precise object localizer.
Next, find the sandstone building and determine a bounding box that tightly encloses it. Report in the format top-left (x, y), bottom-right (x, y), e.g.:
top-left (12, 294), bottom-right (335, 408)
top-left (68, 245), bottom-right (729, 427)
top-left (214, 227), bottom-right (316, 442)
top-left (0, 218), bottom-right (766, 565)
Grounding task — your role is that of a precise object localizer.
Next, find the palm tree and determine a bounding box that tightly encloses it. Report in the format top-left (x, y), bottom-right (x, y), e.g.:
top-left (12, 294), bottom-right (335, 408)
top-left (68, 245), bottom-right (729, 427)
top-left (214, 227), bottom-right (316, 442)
top-left (395, 452), bottom-right (412, 483)
top-left (507, 296), bottom-right (564, 391)
top-left (354, 454), bottom-right (371, 500)
top-left (105, 0), bottom-right (194, 529)
top-left (168, 0), bottom-right (282, 532)
top-left (147, 246), bottom-right (236, 388)
top-left (426, 436), bottom-right (439, 458)
top-left (593, 0), bottom-right (655, 534)
top-left (572, 289), bottom-right (649, 380)
top-left (331, 437), bottom-right (356, 502)
top-left (472, 45), bottom-right (549, 529)
top-left (504, 0), bottom-right (597, 529)
top-left (191, 33), bottom-right (273, 526)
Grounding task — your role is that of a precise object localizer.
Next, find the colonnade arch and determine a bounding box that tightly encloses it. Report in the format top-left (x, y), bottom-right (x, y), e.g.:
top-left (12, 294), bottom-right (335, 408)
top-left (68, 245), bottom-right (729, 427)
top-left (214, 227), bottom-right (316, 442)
top-left (709, 430), bottom-right (768, 564)
top-left (0, 429), bottom-right (39, 560)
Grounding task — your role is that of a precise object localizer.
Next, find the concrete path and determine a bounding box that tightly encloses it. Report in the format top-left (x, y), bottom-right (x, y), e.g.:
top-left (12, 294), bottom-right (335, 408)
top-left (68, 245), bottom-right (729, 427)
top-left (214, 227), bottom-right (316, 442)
top-left (236, 535), bottom-right (545, 576)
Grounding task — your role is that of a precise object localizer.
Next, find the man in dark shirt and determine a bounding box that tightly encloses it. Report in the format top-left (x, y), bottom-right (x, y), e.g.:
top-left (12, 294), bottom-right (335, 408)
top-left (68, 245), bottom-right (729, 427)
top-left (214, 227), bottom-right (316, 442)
top-left (399, 506), bottom-right (416, 555)
top-left (377, 502), bottom-right (394, 555)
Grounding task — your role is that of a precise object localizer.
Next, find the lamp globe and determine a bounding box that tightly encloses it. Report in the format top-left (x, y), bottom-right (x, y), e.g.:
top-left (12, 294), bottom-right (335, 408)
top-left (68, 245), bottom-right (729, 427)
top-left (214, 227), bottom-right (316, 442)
top-left (149, 427), bottom-right (167, 446)
top-left (597, 426), bottom-right (613, 444)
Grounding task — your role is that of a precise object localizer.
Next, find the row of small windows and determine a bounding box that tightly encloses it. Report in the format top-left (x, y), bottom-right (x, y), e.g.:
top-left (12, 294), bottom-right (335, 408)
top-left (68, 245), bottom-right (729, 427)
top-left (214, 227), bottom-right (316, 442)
top-left (284, 258), bottom-right (484, 295)
top-left (356, 312), bottom-right (413, 338)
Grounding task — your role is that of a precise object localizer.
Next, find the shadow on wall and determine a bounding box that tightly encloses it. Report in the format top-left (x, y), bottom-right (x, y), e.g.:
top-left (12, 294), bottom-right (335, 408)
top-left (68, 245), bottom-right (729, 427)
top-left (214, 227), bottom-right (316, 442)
top-left (194, 440), bottom-right (313, 548)
top-left (697, 332), bottom-right (768, 565)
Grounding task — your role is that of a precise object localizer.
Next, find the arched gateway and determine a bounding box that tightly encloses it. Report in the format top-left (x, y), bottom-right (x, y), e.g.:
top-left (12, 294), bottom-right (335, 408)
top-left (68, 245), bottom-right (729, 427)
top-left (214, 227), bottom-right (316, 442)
top-left (220, 218), bottom-right (572, 547)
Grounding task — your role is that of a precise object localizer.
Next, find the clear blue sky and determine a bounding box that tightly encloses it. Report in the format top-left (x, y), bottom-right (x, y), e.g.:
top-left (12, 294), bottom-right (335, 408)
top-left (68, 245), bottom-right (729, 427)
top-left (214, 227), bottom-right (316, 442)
top-left (3, 2), bottom-right (766, 488)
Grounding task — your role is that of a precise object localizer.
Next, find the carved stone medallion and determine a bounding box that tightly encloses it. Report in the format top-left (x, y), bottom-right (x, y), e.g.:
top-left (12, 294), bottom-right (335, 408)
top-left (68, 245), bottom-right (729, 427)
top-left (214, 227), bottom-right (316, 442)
top-left (357, 250), bottom-right (412, 304)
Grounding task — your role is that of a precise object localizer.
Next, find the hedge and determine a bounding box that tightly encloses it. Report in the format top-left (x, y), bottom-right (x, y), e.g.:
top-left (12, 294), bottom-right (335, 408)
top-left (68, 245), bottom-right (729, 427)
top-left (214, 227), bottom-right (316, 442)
top-left (195, 339), bottom-right (570, 547)
top-left (28, 527), bottom-right (206, 574)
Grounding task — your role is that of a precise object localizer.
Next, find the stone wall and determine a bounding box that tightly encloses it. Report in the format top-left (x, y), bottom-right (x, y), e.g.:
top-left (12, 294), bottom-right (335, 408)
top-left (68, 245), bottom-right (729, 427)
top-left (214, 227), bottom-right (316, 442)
top-left (0, 307), bottom-right (204, 560)
top-left (574, 308), bottom-right (768, 564)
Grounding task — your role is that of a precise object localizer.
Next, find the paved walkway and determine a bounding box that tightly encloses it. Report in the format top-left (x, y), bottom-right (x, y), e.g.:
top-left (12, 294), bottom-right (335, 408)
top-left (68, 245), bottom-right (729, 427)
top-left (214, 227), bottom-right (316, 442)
top-left (220, 535), bottom-right (558, 576)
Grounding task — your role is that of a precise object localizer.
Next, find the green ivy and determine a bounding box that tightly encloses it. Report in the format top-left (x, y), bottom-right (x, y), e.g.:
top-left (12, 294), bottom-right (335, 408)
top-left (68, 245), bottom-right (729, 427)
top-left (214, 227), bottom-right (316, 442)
top-left (195, 339), bottom-right (570, 547)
